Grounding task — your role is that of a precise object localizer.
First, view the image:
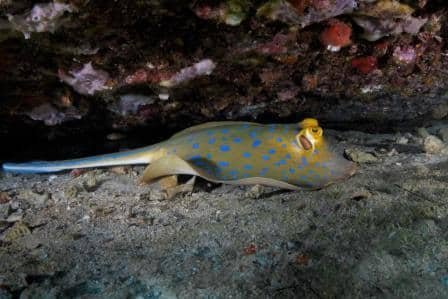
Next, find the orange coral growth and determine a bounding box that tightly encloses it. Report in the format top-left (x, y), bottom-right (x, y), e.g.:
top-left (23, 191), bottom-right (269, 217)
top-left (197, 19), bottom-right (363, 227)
top-left (320, 19), bottom-right (352, 51)
top-left (351, 56), bottom-right (378, 74)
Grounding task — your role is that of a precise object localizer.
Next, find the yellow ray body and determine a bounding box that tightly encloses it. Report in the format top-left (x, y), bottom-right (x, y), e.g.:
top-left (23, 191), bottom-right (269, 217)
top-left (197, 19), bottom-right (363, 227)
top-left (2, 119), bottom-right (356, 190)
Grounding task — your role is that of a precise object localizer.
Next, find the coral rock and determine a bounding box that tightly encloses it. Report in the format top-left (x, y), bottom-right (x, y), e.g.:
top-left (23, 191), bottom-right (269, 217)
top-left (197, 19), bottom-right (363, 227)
top-left (351, 56), bottom-right (378, 74)
top-left (320, 20), bottom-right (352, 52)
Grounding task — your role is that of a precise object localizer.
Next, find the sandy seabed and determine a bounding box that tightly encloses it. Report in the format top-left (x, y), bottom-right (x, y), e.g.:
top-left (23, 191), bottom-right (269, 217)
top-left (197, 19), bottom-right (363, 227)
top-left (1, 128), bottom-right (448, 298)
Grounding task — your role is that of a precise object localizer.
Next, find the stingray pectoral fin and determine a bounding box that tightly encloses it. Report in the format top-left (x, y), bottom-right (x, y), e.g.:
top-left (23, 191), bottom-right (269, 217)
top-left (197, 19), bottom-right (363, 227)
top-left (141, 156), bottom-right (304, 190)
top-left (140, 155), bottom-right (218, 184)
top-left (225, 177), bottom-right (302, 191)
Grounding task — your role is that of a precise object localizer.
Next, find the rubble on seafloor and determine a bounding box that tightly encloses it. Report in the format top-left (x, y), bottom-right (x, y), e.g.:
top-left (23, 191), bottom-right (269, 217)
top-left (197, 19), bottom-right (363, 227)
top-left (1, 126), bottom-right (448, 297)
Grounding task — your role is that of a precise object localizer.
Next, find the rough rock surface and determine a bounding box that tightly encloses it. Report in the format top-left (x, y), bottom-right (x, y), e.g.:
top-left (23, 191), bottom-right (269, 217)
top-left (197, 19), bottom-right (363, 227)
top-left (0, 0), bottom-right (447, 161)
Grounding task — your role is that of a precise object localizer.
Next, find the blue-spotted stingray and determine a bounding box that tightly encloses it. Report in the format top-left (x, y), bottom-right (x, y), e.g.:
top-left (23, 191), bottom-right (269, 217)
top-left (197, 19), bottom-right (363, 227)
top-left (2, 118), bottom-right (356, 190)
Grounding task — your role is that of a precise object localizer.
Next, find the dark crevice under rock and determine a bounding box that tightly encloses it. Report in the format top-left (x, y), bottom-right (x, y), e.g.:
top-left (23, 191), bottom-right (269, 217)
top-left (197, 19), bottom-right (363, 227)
top-left (1, 0), bottom-right (447, 159)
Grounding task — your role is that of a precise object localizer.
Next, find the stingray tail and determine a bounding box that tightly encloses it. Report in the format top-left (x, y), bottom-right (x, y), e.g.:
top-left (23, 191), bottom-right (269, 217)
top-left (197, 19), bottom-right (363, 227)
top-left (2, 144), bottom-right (161, 174)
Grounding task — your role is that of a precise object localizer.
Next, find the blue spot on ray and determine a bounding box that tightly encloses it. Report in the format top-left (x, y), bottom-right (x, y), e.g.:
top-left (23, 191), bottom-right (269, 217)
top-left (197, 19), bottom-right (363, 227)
top-left (221, 128), bottom-right (229, 134)
top-left (243, 164), bottom-right (253, 170)
top-left (262, 155), bottom-right (270, 161)
top-left (275, 159), bottom-right (286, 166)
top-left (301, 156), bottom-right (308, 166)
top-left (220, 145), bottom-right (231, 152)
top-left (281, 144), bottom-right (287, 148)
top-left (289, 168), bottom-right (295, 174)
top-left (194, 160), bottom-right (206, 167)
top-left (208, 138), bottom-right (216, 144)
top-left (192, 143), bottom-right (199, 149)
top-left (229, 170), bottom-right (238, 179)
top-left (206, 153), bottom-right (212, 159)
top-left (190, 154), bottom-right (201, 160)
top-left (249, 131), bottom-right (257, 138)
top-left (233, 137), bottom-right (242, 143)
top-left (242, 152), bottom-right (251, 158)
top-left (268, 149), bottom-right (276, 154)
top-left (276, 137), bottom-right (282, 142)
top-left (218, 161), bottom-right (229, 167)
top-left (252, 140), bottom-right (262, 148)
top-left (285, 153), bottom-right (291, 159)
top-left (259, 167), bottom-right (269, 175)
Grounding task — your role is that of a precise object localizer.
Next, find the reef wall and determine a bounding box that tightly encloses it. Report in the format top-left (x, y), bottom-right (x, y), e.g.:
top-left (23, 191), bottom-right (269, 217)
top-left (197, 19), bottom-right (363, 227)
top-left (0, 0), bottom-right (447, 159)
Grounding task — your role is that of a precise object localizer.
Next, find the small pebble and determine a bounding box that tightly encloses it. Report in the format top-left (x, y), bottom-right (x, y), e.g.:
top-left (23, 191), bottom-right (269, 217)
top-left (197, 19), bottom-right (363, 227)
top-left (245, 185), bottom-right (264, 199)
top-left (10, 200), bottom-right (20, 210)
top-left (83, 173), bottom-right (99, 192)
top-left (416, 127), bottom-right (430, 138)
top-left (48, 175), bottom-right (58, 182)
top-left (0, 192), bottom-right (11, 204)
top-left (32, 192), bottom-right (50, 208)
top-left (6, 210), bottom-right (23, 222)
top-left (148, 190), bottom-right (168, 201)
top-left (387, 148), bottom-right (398, 157)
top-left (415, 165), bottom-right (430, 176)
top-left (431, 103), bottom-right (448, 120)
top-left (139, 191), bottom-right (154, 201)
top-left (64, 185), bottom-right (80, 198)
top-left (158, 93), bottom-right (170, 100)
top-left (396, 136), bottom-right (408, 145)
top-left (109, 166), bottom-right (129, 174)
top-left (345, 149), bottom-right (378, 163)
top-left (438, 127), bottom-right (448, 143)
top-left (106, 132), bottom-right (126, 141)
top-left (0, 203), bottom-right (10, 221)
top-left (423, 135), bottom-right (445, 154)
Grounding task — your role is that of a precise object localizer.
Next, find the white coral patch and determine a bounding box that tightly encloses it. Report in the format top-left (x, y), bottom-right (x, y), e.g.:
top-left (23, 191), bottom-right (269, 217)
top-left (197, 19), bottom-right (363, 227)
top-left (7, 1), bottom-right (74, 39)
top-left (59, 62), bottom-right (111, 95)
top-left (160, 59), bottom-right (216, 87)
